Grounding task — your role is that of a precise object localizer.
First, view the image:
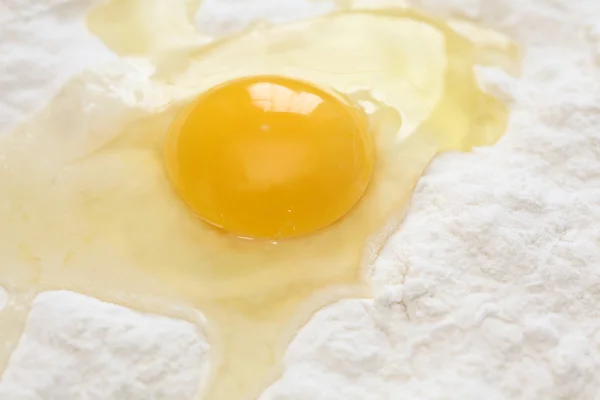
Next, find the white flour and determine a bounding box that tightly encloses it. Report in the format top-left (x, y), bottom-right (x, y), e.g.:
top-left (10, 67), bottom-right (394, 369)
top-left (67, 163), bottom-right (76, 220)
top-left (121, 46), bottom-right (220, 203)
top-left (1, 0), bottom-right (600, 399)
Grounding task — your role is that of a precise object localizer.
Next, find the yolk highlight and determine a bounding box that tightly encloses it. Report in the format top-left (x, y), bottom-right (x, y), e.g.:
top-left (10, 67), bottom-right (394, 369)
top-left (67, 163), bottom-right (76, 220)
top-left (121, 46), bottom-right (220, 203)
top-left (165, 76), bottom-right (374, 239)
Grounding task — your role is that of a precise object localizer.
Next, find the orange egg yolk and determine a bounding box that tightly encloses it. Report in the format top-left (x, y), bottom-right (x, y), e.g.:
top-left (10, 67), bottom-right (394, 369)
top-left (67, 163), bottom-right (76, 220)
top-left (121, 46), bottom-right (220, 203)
top-left (165, 76), bottom-right (374, 239)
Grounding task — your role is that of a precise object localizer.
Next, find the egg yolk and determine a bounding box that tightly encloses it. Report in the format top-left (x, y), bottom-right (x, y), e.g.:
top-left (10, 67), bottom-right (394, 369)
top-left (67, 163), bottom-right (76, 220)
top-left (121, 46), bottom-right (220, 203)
top-left (165, 76), bottom-right (374, 239)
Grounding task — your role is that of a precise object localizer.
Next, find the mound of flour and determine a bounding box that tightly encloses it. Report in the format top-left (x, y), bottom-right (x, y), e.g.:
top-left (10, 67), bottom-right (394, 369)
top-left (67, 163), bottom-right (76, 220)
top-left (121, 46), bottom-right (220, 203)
top-left (1, 0), bottom-right (600, 399)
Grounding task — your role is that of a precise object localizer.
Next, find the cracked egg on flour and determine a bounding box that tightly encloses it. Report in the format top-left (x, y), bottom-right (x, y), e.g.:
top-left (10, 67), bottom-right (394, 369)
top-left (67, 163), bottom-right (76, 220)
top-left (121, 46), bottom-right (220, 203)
top-left (0, 0), bottom-right (519, 399)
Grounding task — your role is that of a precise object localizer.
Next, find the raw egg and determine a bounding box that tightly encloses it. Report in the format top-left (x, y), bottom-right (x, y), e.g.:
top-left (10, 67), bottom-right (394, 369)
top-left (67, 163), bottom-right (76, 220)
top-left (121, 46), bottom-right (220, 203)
top-left (0, 2), bottom-right (519, 400)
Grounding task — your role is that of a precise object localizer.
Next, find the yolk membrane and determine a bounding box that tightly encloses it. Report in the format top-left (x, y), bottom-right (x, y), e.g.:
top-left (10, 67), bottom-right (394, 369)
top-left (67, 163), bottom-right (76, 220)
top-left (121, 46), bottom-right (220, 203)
top-left (165, 76), bottom-right (375, 239)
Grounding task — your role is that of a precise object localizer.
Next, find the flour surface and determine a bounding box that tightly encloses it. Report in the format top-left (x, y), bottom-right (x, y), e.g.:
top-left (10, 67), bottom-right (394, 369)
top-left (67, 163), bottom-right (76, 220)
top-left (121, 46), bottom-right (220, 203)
top-left (1, 0), bottom-right (600, 399)
top-left (0, 0), bottom-right (115, 132)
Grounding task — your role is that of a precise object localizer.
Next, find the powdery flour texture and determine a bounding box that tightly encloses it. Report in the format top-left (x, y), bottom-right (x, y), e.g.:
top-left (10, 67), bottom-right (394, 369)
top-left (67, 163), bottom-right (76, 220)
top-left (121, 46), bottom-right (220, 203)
top-left (0, 0), bottom-right (600, 399)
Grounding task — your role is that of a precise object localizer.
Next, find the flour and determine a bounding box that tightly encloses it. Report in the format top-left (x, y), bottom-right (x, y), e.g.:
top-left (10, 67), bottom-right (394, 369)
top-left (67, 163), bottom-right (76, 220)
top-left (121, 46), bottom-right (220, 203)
top-left (0, 291), bottom-right (210, 399)
top-left (0, 288), bottom-right (6, 312)
top-left (0, 0), bottom-right (599, 399)
top-left (194, 0), bottom-right (336, 36)
top-left (0, 0), bottom-right (116, 132)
